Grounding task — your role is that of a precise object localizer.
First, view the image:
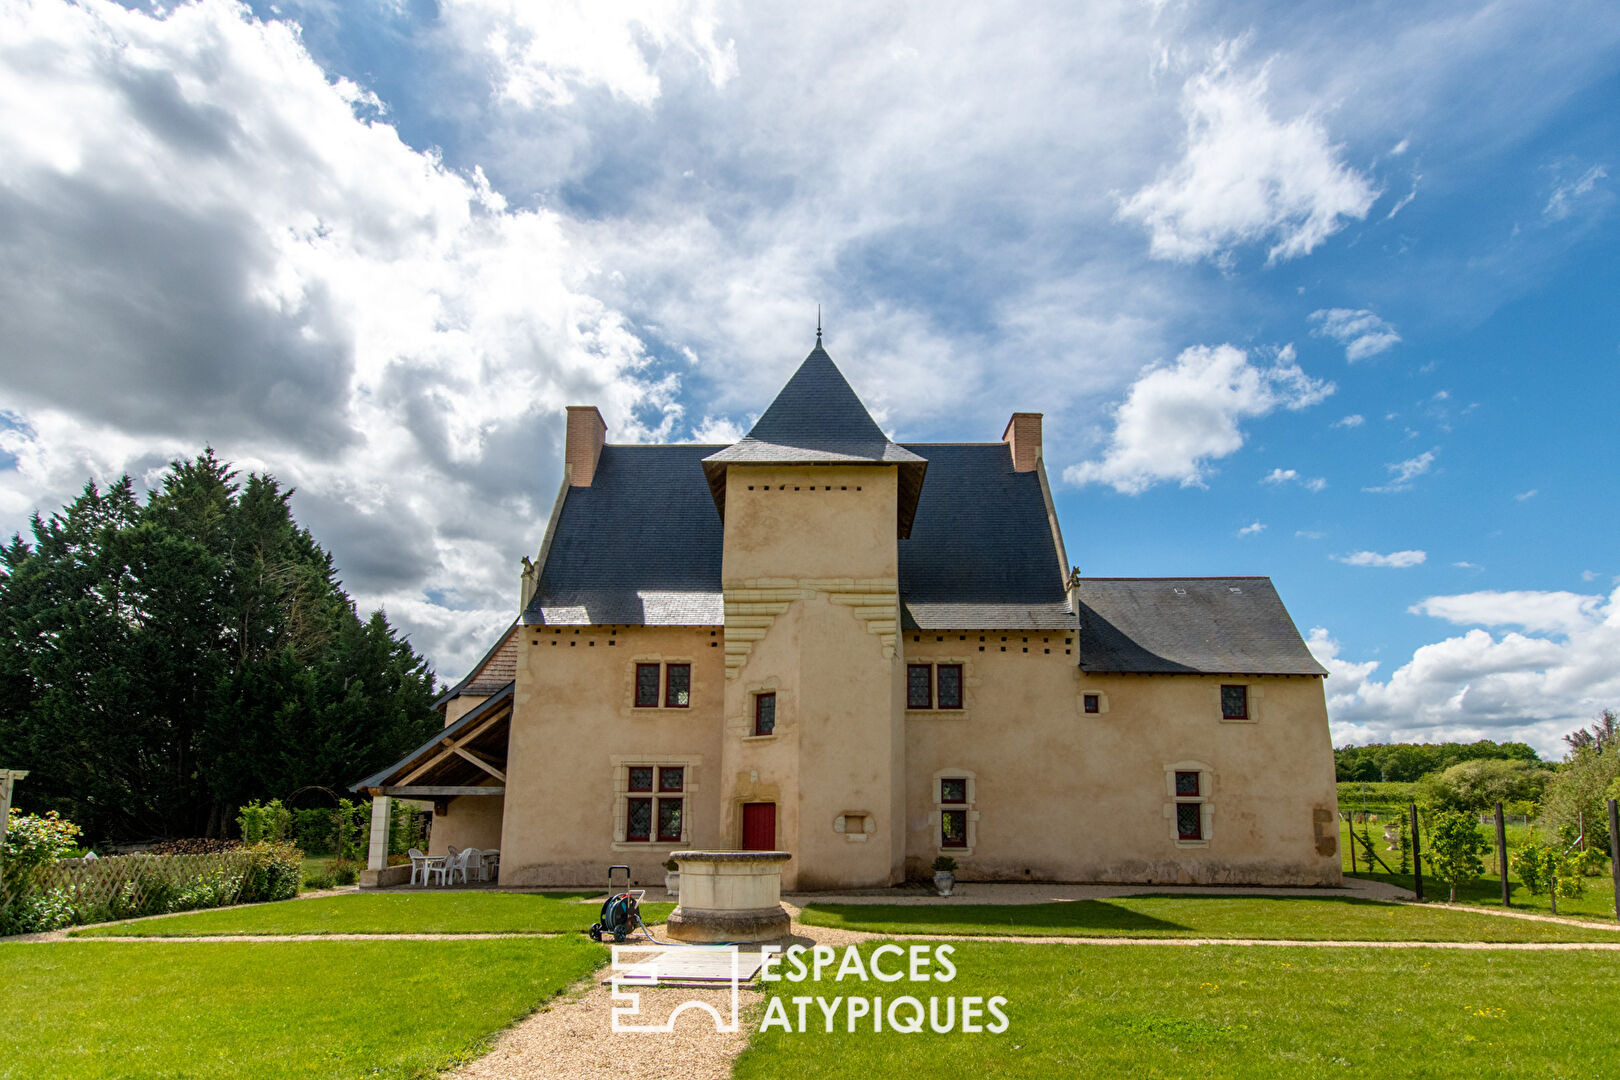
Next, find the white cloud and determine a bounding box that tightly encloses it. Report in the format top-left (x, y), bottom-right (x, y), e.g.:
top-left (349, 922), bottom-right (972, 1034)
top-left (1296, 529), bottom-right (1326, 540)
top-left (1543, 164), bottom-right (1608, 221)
top-left (1582, 570), bottom-right (1601, 582)
top-left (1411, 590), bottom-right (1604, 636)
top-left (1333, 413), bottom-right (1365, 428)
top-left (1363, 449), bottom-right (1436, 493)
top-left (1117, 50), bottom-right (1378, 264)
top-left (1238, 521), bottom-right (1265, 536)
top-left (1308, 308), bottom-right (1402, 361)
top-left (688, 415), bottom-right (744, 443)
top-left (0, 0), bottom-right (679, 680)
top-left (1334, 549), bottom-right (1427, 568)
top-left (1311, 586), bottom-right (1620, 756)
top-left (1262, 467), bottom-right (1326, 491)
top-left (1514, 488), bottom-right (1537, 501)
top-left (442, 0), bottom-right (739, 109)
top-left (1453, 560), bottom-right (1483, 570)
top-left (1064, 344), bottom-right (1333, 494)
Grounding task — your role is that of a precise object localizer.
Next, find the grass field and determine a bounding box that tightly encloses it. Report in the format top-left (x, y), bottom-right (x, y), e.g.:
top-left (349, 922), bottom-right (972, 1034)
top-left (70, 889), bottom-right (673, 937)
top-left (733, 941), bottom-right (1620, 1080)
top-left (1339, 819), bottom-right (1619, 921)
top-left (0, 937), bottom-right (602, 1080)
top-left (796, 894), bottom-right (1620, 942)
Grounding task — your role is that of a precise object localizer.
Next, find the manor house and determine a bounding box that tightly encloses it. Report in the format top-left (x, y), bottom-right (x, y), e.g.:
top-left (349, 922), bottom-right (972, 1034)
top-left (356, 339), bottom-right (1341, 890)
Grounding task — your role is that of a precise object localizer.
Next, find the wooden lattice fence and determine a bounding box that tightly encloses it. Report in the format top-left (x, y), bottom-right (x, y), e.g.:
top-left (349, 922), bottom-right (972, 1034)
top-left (1, 845), bottom-right (301, 933)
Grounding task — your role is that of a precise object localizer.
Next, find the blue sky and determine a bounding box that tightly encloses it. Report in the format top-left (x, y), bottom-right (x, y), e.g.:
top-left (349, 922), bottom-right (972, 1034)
top-left (0, 0), bottom-right (1616, 756)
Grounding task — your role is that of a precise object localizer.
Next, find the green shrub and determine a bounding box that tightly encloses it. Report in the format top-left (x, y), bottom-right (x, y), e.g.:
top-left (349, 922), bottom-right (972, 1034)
top-left (1512, 839), bottom-right (1585, 915)
top-left (932, 856), bottom-right (957, 873)
top-left (236, 799), bottom-right (293, 845)
top-left (292, 809), bottom-right (339, 857)
top-left (330, 860), bottom-right (359, 887)
top-left (239, 842), bottom-right (303, 903)
top-left (3, 809), bottom-right (82, 868)
top-left (1427, 811), bottom-right (1487, 902)
top-left (303, 868), bottom-right (337, 892)
top-left (1415, 760), bottom-right (1549, 815)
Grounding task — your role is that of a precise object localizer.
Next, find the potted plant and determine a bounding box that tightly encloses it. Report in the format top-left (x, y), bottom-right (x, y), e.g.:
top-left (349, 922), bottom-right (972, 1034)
top-left (664, 858), bottom-right (681, 898)
top-left (932, 855), bottom-right (957, 897)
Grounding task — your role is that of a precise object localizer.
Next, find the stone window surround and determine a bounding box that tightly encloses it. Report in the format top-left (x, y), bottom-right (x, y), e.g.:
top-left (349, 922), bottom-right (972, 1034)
top-left (1163, 760), bottom-right (1214, 848)
top-left (1078, 688), bottom-right (1110, 715)
top-left (905, 658), bottom-right (975, 719)
top-left (623, 656), bottom-right (700, 717)
top-left (610, 754), bottom-right (701, 851)
top-left (1217, 682), bottom-right (1261, 723)
top-left (932, 768), bottom-right (979, 855)
top-left (833, 811), bottom-right (876, 843)
top-left (737, 676), bottom-right (784, 742)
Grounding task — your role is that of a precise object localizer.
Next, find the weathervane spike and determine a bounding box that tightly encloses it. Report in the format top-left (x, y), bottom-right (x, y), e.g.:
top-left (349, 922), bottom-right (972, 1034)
top-left (816, 305), bottom-right (822, 343)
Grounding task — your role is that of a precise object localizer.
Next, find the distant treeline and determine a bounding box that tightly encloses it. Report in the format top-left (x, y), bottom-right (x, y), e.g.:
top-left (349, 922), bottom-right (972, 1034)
top-left (1334, 740), bottom-right (1543, 783)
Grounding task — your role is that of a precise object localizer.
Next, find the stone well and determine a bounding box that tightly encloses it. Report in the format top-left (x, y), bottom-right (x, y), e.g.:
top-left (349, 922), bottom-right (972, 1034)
top-left (664, 851), bottom-right (792, 943)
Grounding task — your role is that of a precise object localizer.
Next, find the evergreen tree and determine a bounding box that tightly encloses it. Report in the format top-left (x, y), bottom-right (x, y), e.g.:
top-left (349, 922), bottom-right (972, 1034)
top-left (0, 452), bottom-right (440, 840)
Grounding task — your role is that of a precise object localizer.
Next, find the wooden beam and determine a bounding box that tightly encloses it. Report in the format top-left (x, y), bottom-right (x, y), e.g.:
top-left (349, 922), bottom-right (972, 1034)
top-left (453, 747), bottom-right (506, 782)
top-left (379, 785), bottom-right (505, 797)
top-left (399, 708), bottom-right (510, 785)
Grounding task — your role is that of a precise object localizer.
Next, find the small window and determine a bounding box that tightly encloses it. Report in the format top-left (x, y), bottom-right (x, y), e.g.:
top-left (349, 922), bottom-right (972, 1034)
top-left (635, 664), bottom-right (661, 708)
top-left (936, 664), bottom-right (963, 709)
top-left (1177, 802), bottom-right (1202, 841)
top-left (658, 798), bottom-right (683, 842)
top-left (754, 692), bottom-right (776, 736)
top-left (1083, 693), bottom-right (1100, 714)
top-left (626, 797), bottom-right (652, 841)
top-left (1174, 771), bottom-right (1200, 797)
top-left (941, 809), bottom-right (968, 848)
top-left (628, 766), bottom-right (654, 792)
top-left (907, 664), bottom-right (933, 709)
top-left (940, 777), bottom-right (968, 804)
top-left (1221, 684), bottom-right (1249, 720)
top-left (665, 664), bottom-right (691, 708)
top-left (659, 766), bottom-right (684, 793)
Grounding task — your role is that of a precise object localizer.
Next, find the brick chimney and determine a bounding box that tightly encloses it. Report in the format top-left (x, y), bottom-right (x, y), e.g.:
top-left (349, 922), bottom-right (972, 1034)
top-left (1002, 412), bottom-right (1042, 473)
top-left (564, 406), bottom-right (607, 487)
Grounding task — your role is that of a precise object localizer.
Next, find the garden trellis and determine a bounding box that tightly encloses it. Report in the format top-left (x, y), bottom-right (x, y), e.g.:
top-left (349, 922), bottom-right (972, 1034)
top-left (0, 769), bottom-right (27, 893)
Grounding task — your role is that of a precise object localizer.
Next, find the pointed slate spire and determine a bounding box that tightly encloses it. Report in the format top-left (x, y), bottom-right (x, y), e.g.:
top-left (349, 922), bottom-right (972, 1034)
top-left (702, 341), bottom-right (928, 536)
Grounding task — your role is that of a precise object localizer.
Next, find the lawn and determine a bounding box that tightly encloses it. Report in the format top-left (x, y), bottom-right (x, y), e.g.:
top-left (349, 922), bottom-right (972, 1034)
top-left (734, 941), bottom-right (1620, 1080)
top-left (71, 889), bottom-right (674, 937)
top-left (796, 894), bottom-right (1620, 942)
top-left (1339, 818), bottom-right (1619, 921)
top-left (0, 937), bottom-right (602, 1080)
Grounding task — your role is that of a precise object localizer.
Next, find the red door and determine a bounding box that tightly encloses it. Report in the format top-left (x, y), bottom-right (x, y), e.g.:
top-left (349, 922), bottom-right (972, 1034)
top-left (742, 803), bottom-right (776, 851)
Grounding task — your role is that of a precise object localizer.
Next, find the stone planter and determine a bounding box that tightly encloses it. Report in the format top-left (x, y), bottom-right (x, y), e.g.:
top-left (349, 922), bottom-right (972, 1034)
top-left (664, 871), bottom-right (680, 899)
top-left (664, 851), bottom-right (792, 943)
top-left (933, 871), bottom-right (955, 897)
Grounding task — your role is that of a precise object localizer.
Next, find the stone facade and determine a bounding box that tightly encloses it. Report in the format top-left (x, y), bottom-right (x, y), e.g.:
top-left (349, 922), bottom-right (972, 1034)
top-left (393, 343), bottom-right (1340, 891)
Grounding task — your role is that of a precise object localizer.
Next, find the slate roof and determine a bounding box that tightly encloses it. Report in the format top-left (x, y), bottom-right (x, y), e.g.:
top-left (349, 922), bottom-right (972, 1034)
top-left (897, 443), bottom-right (1072, 630)
top-left (1074, 577), bottom-right (1327, 676)
top-left (702, 344), bottom-right (928, 536)
top-left (525, 443), bottom-right (727, 627)
top-left (432, 621), bottom-right (519, 708)
top-left (521, 439), bottom-right (1072, 630)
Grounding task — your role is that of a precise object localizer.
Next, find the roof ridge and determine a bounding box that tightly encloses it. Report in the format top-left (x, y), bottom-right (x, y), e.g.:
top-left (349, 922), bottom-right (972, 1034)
top-left (1078, 576), bottom-right (1273, 581)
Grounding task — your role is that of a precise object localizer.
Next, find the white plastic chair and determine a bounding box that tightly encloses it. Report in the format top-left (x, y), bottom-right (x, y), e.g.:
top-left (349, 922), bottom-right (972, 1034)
top-left (426, 846), bottom-right (459, 886)
top-left (408, 848), bottom-right (442, 886)
top-left (480, 849), bottom-right (500, 882)
top-left (452, 848), bottom-right (481, 884)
